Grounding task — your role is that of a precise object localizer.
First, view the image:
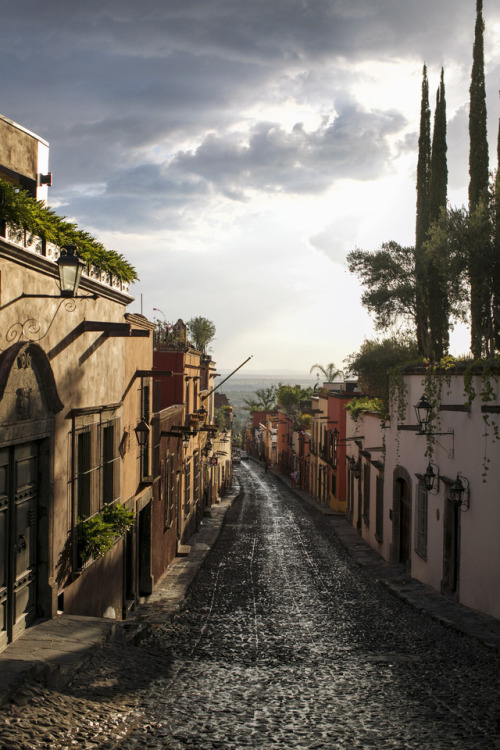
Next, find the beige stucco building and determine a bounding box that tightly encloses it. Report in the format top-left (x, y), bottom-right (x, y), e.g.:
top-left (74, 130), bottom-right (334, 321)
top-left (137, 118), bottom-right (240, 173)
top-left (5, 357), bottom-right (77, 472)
top-left (0, 116), bottom-right (158, 649)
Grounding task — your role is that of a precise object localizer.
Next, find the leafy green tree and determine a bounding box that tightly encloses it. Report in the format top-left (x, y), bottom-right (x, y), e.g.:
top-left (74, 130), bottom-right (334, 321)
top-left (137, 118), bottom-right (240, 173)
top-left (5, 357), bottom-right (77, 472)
top-left (276, 383), bottom-right (313, 420)
top-left (309, 362), bottom-right (343, 382)
top-left (243, 386), bottom-right (277, 413)
top-left (344, 336), bottom-right (419, 406)
top-left (187, 316), bottom-right (216, 354)
top-left (347, 242), bottom-right (417, 332)
top-left (468, 0), bottom-right (490, 357)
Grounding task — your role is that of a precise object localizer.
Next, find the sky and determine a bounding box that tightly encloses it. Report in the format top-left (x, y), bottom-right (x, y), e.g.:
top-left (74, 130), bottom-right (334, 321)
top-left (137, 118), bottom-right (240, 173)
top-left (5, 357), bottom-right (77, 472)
top-left (3, 0), bottom-right (500, 375)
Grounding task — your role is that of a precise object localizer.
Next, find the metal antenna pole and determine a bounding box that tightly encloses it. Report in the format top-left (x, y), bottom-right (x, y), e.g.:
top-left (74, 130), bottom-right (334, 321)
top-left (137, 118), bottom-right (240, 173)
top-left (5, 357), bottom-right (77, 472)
top-left (201, 355), bottom-right (253, 401)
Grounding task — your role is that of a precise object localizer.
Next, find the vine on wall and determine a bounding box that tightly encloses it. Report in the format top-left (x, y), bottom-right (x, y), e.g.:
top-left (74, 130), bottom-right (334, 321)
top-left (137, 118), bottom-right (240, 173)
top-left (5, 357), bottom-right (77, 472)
top-left (390, 356), bottom-right (500, 481)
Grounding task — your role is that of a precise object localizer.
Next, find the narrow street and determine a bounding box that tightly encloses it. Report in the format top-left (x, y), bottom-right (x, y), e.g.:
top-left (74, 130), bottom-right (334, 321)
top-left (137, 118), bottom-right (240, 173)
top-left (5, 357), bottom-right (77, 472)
top-left (2, 461), bottom-right (500, 749)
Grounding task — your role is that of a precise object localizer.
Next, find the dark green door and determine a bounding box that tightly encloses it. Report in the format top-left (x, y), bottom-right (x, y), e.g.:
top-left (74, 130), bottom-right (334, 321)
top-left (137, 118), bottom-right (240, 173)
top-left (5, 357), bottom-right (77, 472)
top-left (0, 442), bottom-right (38, 651)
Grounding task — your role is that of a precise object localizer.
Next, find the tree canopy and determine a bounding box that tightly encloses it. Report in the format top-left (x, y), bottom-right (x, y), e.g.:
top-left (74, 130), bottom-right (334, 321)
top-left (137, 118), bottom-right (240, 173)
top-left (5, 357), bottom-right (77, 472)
top-left (344, 336), bottom-right (420, 406)
top-left (187, 316), bottom-right (216, 354)
top-left (346, 242), bottom-right (417, 332)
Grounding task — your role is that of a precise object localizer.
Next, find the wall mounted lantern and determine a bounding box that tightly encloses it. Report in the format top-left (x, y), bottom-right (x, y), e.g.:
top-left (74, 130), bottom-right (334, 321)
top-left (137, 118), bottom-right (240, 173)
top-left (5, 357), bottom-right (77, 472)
top-left (202, 439), bottom-right (213, 457)
top-left (450, 473), bottom-right (470, 511)
top-left (134, 419), bottom-right (150, 447)
top-left (423, 461), bottom-right (440, 494)
top-left (414, 395), bottom-right (432, 432)
top-left (349, 456), bottom-right (361, 480)
top-left (414, 394), bottom-right (454, 458)
top-left (56, 244), bottom-right (86, 297)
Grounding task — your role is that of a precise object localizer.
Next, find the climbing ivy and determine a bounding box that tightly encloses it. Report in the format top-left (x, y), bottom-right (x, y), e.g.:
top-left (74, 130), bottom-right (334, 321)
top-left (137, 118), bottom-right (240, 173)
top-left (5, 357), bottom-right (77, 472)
top-left (463, 358), bottom-right (500, 480)
top-left (345, 396), bottom-right (386, 422)
top-left (0, 178), bottom-right (138, 282)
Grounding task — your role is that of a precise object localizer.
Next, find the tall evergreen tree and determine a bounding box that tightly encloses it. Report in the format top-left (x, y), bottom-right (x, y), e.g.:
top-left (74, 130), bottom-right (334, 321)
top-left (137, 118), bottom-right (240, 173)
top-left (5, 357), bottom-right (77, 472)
top-left (493, 121), bottom-right (500, 348)
top-left (468, 0), bottom-right (490, 357)
top-left (415, 64), bottom-right (432, 357)
top-left (429, 69), bottom-right (448, 224)
top-left (469, 0), bottom-right (489, 210)
top-left (427, 69), bottom-right (449, 359)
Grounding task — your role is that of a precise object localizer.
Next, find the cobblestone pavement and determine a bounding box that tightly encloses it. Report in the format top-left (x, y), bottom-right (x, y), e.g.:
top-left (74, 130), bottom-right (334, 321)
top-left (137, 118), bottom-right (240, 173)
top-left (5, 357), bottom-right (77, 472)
top-left (2, 462), bottom-right (500, 749)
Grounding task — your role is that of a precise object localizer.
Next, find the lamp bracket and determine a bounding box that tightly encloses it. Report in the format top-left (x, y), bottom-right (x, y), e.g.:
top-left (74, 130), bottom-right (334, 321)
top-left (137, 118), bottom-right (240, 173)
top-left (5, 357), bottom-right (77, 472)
top-left (1, 298), bottom-right (78, 352)
top-left (417, 428), bottom-right (454, 459)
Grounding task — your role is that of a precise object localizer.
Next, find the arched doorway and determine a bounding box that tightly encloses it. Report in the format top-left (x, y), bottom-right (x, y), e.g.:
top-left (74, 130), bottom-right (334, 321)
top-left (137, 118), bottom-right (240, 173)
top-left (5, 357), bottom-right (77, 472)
top-left (392, 467), bottom-right (412, 569)
top-left (0, 343), bottom-right (62, 650)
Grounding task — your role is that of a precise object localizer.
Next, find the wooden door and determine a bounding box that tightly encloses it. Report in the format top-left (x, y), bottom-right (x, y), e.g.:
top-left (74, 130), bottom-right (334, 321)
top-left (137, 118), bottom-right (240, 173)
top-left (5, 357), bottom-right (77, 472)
top-left (0, 442), bottom-right (38, 650)
top-left (443, 495), bottom-right (460, 596)
top-left (398, 478), bottom-right (411, 565)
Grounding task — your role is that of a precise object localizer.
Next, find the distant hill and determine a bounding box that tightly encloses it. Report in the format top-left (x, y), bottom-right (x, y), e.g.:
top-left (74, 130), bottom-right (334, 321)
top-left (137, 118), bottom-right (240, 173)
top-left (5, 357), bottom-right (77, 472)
top-left (213, 371), bottom-right (318, 430)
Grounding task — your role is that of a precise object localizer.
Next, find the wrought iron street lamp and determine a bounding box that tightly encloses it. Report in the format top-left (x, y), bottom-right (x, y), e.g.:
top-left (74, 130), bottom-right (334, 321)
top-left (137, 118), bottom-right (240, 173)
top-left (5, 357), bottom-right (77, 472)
top-left (134, 419), bottom-right (150, 447)
top-left (56, 244), bottom-right (86, 297)
top-left (423, 461), bottom-right (440, 494)
top-left (414, 395), bottom-right (432, 432)
top-left (449, 473), bottom-right (470, 511)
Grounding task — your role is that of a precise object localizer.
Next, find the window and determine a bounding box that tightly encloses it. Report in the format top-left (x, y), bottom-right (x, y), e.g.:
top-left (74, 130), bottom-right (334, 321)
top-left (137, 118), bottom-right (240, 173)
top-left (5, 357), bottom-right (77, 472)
top-left (76, 427), bottom-right (94, 519)
top-left (162, 453), bottom-right (175, 528)
top-left (140, 381), bottom-right (150, 479)
top-left (375, 474), bottom-right (384, 542)
top-left (363, 462), bottom-right (370, 525)
top-left (184, 461), bottom-right (191, 513)
top-left (74, 417), bottom-right (120, 520)
top-left (101, 420), bottom-right (120, 505)
top-left (415, 481), bottom-right (428, 559)
top-left (193, 453), bottom-right (200, 504)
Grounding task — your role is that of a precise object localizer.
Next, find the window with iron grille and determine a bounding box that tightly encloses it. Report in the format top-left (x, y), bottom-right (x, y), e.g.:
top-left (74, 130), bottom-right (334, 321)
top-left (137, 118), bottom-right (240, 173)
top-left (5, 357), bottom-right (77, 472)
top-left (375, 474), bottom-right (384, 542)
top-left (162, 453), bottom-right (175, 528)
top-left (415, 481), bottom-right (428, 559)
top-left (184, 461), bottom-right (191, 513)
top-left (363, 462), bottom-right (370, 526)
top-left (74, 417), bottom-right (120, 520)
top-left (193, 453), bottom-right (200, 504)
top-left (76, 426), bottom-right (95, 519)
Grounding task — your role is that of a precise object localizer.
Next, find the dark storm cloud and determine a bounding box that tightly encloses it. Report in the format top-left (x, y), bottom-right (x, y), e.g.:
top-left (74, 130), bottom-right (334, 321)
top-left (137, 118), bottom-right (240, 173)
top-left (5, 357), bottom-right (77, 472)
top-left (1, 0), bottom-right (498, 232)
top-left (173, 104), bottom-right (406, 195)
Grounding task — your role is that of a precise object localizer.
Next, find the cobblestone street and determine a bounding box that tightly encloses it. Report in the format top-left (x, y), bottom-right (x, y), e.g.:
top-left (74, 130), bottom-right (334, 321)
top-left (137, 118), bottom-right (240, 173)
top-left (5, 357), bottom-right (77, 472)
top-left (2, 461), bottom-right (500, 749)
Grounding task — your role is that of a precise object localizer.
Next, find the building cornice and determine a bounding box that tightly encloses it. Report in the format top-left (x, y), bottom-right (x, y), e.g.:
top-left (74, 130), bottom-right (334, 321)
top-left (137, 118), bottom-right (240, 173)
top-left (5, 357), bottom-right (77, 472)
top-left (0, 236), bottom-right (134, 306)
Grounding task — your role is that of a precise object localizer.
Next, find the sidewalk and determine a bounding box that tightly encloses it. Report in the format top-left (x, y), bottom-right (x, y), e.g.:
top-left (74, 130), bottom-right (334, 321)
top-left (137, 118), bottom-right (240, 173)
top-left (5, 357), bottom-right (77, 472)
top-left (269, 464), bottom-right (500, 654)
top-left (0, 486), bottom-right (241, 704)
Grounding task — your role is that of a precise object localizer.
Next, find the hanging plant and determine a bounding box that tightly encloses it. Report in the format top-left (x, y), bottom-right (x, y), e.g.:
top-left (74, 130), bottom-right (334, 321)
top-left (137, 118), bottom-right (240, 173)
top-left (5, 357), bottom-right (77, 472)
top-left (101, 502), bottom-right (134, 535)
top-left (463, 358), bottom-right (500, 480)
top-left (345, 396), bottom-right (386, 423)
top-left (388, 366), bottom-right (409, 465)
top-left (77, 504), bottom-right (134, 565)
top-left (0, 178), bottom-right (138, 282)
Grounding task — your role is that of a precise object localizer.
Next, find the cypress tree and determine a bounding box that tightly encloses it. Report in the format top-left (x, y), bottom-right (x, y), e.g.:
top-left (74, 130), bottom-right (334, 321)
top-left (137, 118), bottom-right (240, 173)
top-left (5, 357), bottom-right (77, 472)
top-left (469, 0), bottom-right (489, 210)
top-left (415, 64), bottom-right (431, 357)
top-left (468, 0), bottom-right (490, 357)
top-left (494, 120), bottom-right (500, 349)
top-left (427, 69), bottom-right (449, 359)
top-left (429, 69), bottom-right (448, 225)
